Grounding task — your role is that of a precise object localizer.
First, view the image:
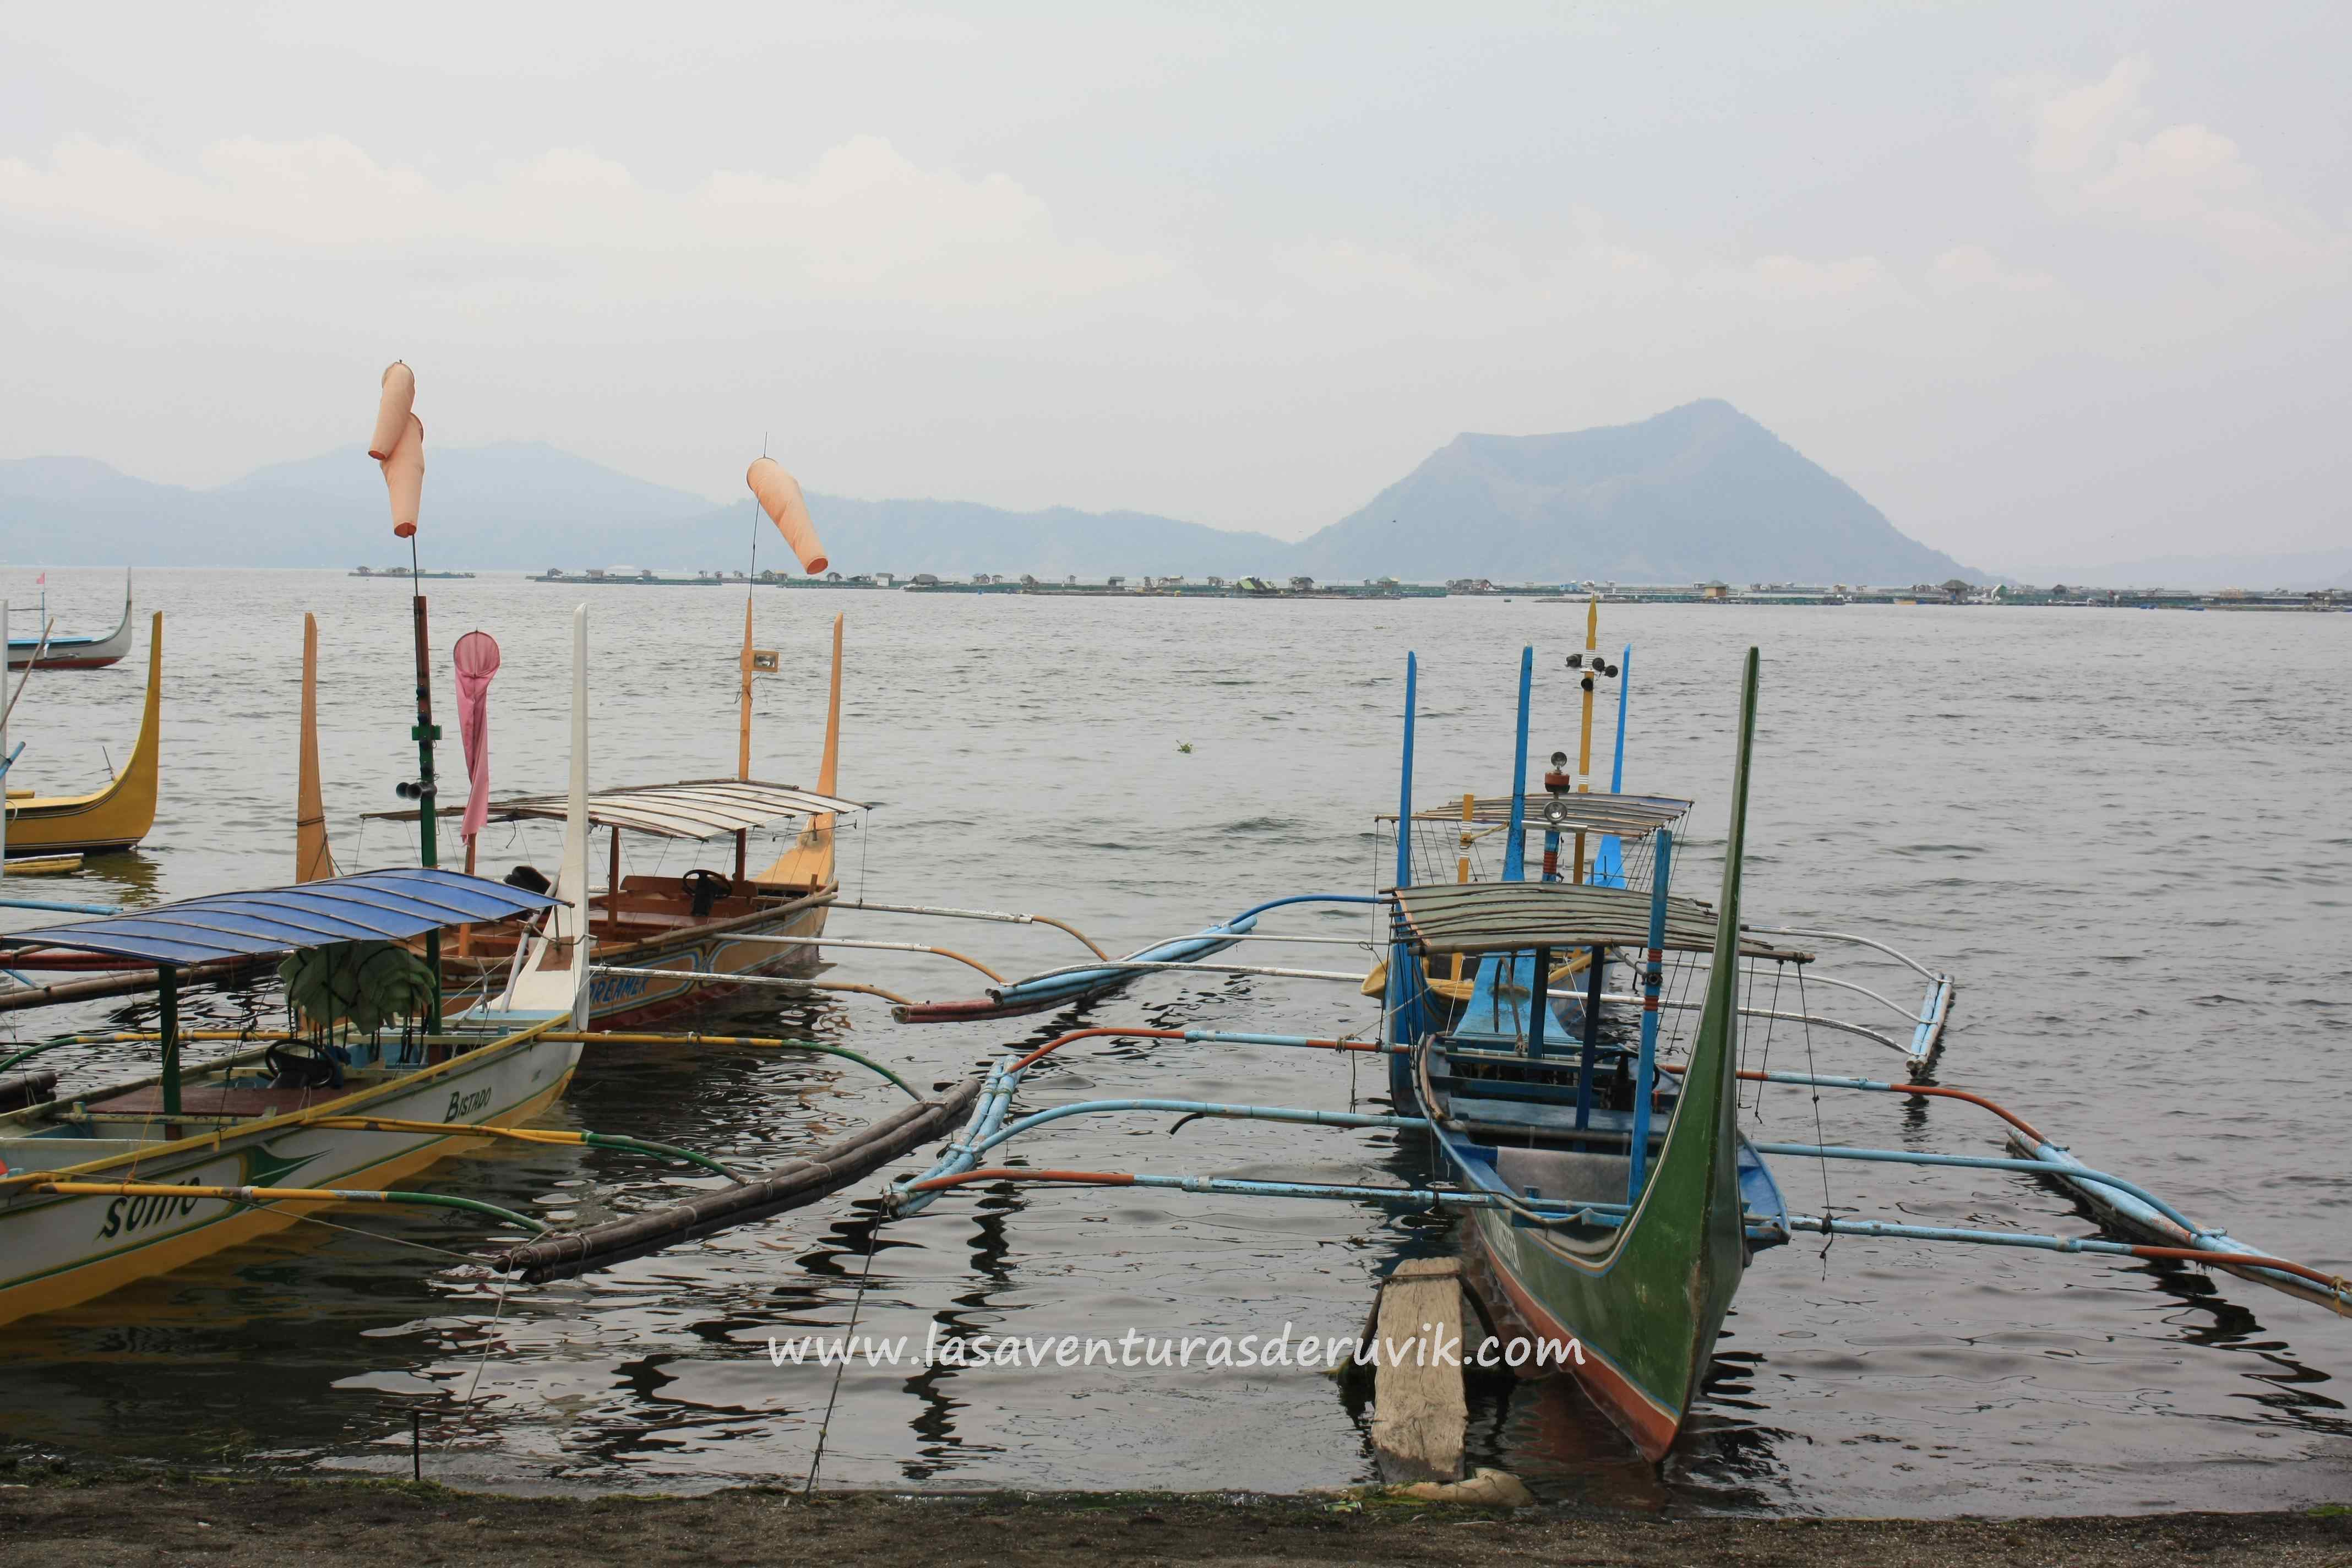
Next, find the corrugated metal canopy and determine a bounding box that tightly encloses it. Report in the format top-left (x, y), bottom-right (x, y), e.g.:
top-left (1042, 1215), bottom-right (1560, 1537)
top-left (0, 867), bottom-right (564, 967)
top-left (1386, 792), bottom-right (1692, 839)
top-left (369, 778), bottom-right (869, 841)
top-left (1390, 881), bottom-right (1811, 962)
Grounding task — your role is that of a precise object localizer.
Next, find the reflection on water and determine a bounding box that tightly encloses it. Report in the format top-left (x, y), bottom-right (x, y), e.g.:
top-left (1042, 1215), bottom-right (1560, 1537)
top-left (1, 567), bottom-right (2348, 1514)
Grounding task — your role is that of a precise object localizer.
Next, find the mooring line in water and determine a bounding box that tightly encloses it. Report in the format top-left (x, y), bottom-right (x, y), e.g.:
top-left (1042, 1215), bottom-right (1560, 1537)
top-left (465, 1265), bottom-right (515, 1408)
top-left (278, 1204), bottom-right (483, 1265)
top-left (805, 1219), bottom-right (883, 1498)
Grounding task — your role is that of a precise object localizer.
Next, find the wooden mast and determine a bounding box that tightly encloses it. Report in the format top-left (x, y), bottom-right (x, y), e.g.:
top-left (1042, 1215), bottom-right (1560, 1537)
top-left (296, 614), bottom-right (339, 883)
top-left (817, 613), bottom-right (843, 797)
top-left (746, 614), bottom-right (845, 893)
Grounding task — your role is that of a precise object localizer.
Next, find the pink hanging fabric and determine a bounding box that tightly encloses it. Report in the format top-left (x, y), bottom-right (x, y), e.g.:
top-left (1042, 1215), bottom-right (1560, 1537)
top-left (451, 630), bottom-right (501, 845)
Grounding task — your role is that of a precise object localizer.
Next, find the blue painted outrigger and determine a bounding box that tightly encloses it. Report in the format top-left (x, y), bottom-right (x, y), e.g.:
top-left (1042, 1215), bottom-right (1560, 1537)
top-left (881, 620), bottom-right (2349, 1465)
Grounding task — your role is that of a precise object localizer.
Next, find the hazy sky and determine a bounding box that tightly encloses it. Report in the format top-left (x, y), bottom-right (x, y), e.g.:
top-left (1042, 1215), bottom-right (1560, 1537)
top-left (2, 3), bottom-right (2344, 570)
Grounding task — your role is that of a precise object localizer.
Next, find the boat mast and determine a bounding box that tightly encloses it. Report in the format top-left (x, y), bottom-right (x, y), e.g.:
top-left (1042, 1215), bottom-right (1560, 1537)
top-left (1384, 652), bottom-right (1419, 1048)
top-left (736, 494), bottom-right (761, 883)
top-left (1500, 648), bottom-right (1532, 882)
top-left (736, 589), bottom-right (754, 882)
top-left (297, 614), bottom-right (339, 883)
top-left (409, 557), bottom-right (444, 1022)
top-left (1609, 641), bottom-right (1631, 793)
top-left (1573, 593), bottom-right (1598, 883)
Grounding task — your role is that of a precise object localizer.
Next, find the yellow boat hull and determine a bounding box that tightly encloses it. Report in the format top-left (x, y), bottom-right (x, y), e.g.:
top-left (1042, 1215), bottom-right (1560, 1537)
top-left (0, 1021), bottom-right (577, 1329)
top-left (6, 612), bottom-right (162, 858)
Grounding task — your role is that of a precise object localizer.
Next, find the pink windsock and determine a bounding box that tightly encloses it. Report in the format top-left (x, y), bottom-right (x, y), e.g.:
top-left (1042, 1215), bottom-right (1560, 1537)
top-left (746, 457), bottom-right (829, 574)
top-left (382, 413), bottom-right (424, 538)
top-left (369, 361), bottom-right (416, 460)
top-left (451, 630), bottom-right (500, 845)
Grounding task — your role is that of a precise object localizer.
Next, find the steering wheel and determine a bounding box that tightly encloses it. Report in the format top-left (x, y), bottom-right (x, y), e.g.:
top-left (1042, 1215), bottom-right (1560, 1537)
top-left (680, 868), bottom-right (731, 917)
top-left (264, 1041), bottom-right (345, 1092)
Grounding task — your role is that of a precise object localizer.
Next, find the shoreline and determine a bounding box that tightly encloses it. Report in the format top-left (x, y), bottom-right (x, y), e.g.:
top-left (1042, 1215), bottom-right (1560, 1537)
top-left (2, 1467), bottom-right (2346, 1567)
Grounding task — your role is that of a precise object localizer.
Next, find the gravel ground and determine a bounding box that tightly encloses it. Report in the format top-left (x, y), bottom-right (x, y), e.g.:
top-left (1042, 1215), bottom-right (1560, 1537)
top-left (2, 1471), bottom-right (2349, 1568)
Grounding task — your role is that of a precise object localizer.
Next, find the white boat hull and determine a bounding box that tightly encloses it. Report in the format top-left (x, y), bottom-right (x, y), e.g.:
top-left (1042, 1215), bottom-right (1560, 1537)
top-left (0, 1026), bottom-right (580, 1328)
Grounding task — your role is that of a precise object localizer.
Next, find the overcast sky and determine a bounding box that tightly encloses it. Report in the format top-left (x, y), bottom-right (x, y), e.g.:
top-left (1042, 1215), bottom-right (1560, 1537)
top-left (2, 3), bottom-right (2344, 570)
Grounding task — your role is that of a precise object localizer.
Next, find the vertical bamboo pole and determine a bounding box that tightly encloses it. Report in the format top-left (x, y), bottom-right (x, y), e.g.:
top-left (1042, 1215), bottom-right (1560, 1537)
top-left (1384, 653), bottom-right (1420, 1049)
top-left (1449, 792), bottom-right (1473, 988)
top-left (157, 963), bottom-right (181, 1117)
top-left (1574, 943), bottom-right (1604, 1130)
top-left (1527, 945), bottom-right (1550, 1059)
top-left (410, 596), bottom-right (443, 1022)
top-left (736, 588), bottom-right (753, 883)
top-left (1572, 595), bottom-right (1598, 884)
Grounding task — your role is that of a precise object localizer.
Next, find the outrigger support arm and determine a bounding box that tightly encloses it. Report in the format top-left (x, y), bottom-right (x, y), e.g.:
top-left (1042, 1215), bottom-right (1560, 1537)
top-left (896, 1166), bottom-right (1634, 1221)
top-left (700, 934), bottom-right (1008, 983)
top-left (961, 1098), bottom-right (1427, 1162)
top-left (984, 956), bottom-right (1370, 989)
top-left (1752, 1140), bottom-right (2216, 1242)
top-left (540, 1028), bottom-right (924, 1100)
top-left (892, 1023), bottom-right (1387, 1219)
top-left (310, 1115), bottom-right (749, 1182)
top-left (834, 900), bottom-right (1111, 959)
top-left (1785, 1213), bottom-right (2352, 1316)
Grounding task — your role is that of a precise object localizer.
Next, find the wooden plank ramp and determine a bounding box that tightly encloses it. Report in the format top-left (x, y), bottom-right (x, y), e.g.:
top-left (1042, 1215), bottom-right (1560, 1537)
top-left (1370, 1257), bottom-right (1469, 1484)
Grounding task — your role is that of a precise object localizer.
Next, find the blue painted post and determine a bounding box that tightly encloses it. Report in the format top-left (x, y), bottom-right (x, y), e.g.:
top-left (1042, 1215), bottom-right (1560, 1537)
top-left (1500, 647), bottom-right (1532, 883)
top-left (1591, 644), bottom-right (1633, 888)
top-left (1610, 644), bottom-right (1631, 793)
top-left (1627, 826), bottom-right (1672, 1200)
top-left (1385, 653), bottom-right (1420, 1049)
top-left (1494, 645), bottom-right (1536, 1037)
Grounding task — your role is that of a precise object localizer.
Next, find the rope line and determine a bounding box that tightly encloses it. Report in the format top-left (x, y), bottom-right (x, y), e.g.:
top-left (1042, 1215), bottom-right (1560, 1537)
top-left (804, 1219), bottom-right (883, 1497)
top-left (464, 1265), bottom-right (516, 1407)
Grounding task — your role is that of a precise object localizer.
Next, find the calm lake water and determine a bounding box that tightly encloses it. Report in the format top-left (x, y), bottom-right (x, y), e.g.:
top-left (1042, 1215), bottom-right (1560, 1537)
top-left (2, 566), bottom-right (2347, 1516)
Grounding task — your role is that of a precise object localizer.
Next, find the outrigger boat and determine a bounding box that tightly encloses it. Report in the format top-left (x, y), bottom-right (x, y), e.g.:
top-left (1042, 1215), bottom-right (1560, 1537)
top-left (313, 440), bottom-right (869, 1032)
top-left (6, 573), bottom-right (135, 671)
top-left (0, 867), bottom-right (571, 1328)
top-left (876, 634), bottom-right (2349, 1465)
top-left (3, 611), bottom-right (163, 860)
top-left (0, 601), bottom-right (973, 1325)
top-left (330, 609), bottom-right (865, 1030)
top-left (0, 372), bottom-right (977, 1326)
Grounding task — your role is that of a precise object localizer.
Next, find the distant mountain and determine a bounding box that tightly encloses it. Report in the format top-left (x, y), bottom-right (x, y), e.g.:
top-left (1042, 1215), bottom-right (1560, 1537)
top-left (1287, 400), bottom-right (1978, 585)
top-left (0, 443), bottom-right (735, 570)
top-left (0, 444), bottom-right (1288, 575)
top-left (803, 495), bottom-right (1286, 578)
top-left (2004, 547), bottom-right (2352, 591)
top-left (3, 404), bottom-right (1982, 582)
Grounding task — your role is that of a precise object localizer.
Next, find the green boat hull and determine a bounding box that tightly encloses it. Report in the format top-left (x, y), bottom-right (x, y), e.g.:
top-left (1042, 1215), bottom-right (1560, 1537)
top-left (1445, 647), bottom-right (1761, 1460)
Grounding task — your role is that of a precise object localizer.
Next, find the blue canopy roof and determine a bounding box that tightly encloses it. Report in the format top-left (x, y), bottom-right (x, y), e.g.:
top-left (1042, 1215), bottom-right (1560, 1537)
top-left (0, 867), bottom-right (563, 967)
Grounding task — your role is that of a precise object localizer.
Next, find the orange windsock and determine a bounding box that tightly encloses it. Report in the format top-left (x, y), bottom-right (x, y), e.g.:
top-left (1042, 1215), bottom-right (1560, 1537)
top-left (382, 413), bottom-right (424, 538)
top-left (746, 456), bottom-right (829, 574)
top-left (369, 361), bottom-right (416, 460)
